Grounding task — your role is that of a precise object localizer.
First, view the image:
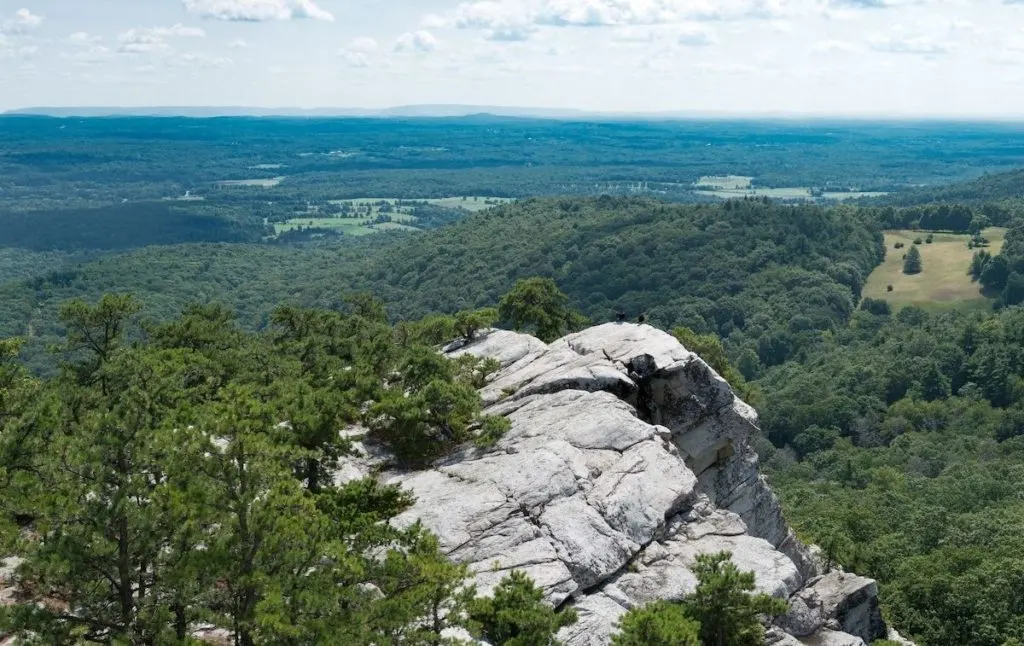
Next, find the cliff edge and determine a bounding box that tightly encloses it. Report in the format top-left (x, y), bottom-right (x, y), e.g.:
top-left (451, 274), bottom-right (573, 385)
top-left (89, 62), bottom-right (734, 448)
top-left (340, 323), bottom-right (905, 646)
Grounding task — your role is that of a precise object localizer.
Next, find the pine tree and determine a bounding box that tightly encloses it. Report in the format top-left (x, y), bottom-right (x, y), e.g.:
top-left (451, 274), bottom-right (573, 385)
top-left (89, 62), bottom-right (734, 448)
top-left (611, 600), bottom-right (700, 646)
top-left (498, 277), bottom-right (587, 343)
top-left (683, 552), bottom-right (789, 646)
top-left (903, 245), bottom-right (923, 275)
top-left (467, 570), bottom-right (578, 646)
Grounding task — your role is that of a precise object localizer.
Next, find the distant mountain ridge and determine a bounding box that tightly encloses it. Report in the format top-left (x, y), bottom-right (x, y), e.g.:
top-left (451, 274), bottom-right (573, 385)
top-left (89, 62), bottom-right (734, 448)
top-left (5, 105), bottom-right (601, 119)
top-left (6, 105), bottom-right (946, 120)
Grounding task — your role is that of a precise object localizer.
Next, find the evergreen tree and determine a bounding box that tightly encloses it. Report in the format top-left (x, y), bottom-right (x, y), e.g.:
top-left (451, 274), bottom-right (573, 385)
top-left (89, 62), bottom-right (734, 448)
top-left (611, 600), bottom-right (700, 646)
top-left (498, 278), bottom-right (587, 343)
top-left (683, 552), bottom-right (788, 646)
top-left (903, 245), bottom-right (923, 275)
top-left (467, 570), bottom-right (578, 646)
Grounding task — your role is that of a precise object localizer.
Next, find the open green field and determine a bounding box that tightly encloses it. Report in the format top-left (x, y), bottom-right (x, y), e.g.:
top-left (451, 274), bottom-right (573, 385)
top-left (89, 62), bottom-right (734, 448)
top-left (862, 228), bottom-right (1007, 310)
top-left (697, 175), bottom-right (753, 190)
top-left (273, 217), bottom-right (381, 237)
top-left (218, 177), bottom-right (285, 188)
top-left (694, 186), bottom-right (888, 201)
top-left (423, 197), bottom-right (513, 212)
top-left (327, 196), bottom-right (511, 214)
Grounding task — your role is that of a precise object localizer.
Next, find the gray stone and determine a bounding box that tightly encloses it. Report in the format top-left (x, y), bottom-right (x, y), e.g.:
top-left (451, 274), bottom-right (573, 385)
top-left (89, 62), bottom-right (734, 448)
top-left (336, 324), bottom-right (908, 645)
top-left (799, 629), bottom-right (867, 646)
top-left (806, 571), bottom-right (887, 643)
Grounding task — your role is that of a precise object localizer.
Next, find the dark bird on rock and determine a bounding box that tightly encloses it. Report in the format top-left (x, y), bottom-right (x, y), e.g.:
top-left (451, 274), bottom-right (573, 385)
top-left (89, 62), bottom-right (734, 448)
top-left (616, 311), bottom-right (626, 322)
top-left (637, 314), bottom-right (647, 324)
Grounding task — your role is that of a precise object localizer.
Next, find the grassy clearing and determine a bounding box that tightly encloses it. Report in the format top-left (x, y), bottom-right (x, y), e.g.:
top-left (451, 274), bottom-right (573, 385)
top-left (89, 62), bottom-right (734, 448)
top-left (694, 187), bottom-right (888, 201)
top-left (862, 228), bottom-right (1007, 310)
top-left (424, 197), bottom-right (513, 212)
top-left (327, 196), bottom-right (511, 214)
top-left (273, 218), bottom-right (378, 236)
top-left (218, 177), bottom-right (285, 188)
top-left (697, 175), bottom-right (753, 190)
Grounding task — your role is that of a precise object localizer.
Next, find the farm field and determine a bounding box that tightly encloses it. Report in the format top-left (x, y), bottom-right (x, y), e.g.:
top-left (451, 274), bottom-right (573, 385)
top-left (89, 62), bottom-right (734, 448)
top-left (218, 177), bottom-right (285, 188)
top-left (273, 217), bottom-right (383, 236)
top-left (694, 176), bottom-right (887, 201)
top-left (327, 196), bottom-right (511, 213)
top-left (423, 196), bottom-right (513, 211)
top-left (862, 228), bottom-right (1007, 310)
top-left (694, 187), bottom-right (888, 201)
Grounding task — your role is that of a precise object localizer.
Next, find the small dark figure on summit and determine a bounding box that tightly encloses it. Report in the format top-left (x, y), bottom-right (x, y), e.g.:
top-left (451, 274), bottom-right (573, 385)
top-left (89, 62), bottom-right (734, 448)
top-left (637, 314), bottom-right (647, 324)
top-left (616, 311), bottom-right (627, 322)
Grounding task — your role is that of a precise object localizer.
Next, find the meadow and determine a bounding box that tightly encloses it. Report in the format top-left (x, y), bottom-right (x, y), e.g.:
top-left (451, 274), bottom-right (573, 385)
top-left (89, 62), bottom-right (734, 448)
top-left (861, 228), bottom-right (1007, 310)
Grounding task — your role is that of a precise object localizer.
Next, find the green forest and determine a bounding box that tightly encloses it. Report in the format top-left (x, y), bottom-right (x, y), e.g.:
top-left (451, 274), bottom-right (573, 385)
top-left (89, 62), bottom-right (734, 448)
top-left (4, 116), bottom-right (1024, 645)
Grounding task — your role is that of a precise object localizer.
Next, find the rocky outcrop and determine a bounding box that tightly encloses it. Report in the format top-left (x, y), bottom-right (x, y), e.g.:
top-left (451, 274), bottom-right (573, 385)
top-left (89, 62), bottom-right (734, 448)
top-left (342, 323), bottom-right (897, 645)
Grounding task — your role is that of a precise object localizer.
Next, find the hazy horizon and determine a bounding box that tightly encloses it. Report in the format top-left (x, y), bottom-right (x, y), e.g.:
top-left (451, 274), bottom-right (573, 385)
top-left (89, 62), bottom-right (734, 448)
top-left (10, 104), bottom-right (1024, 122)
top-left (4, 0), bottom-right (1024, 117)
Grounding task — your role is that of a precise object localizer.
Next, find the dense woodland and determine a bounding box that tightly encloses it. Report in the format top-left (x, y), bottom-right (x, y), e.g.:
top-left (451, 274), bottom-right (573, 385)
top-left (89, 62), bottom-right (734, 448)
top-left (4, 117), bottom-right (1024, 644)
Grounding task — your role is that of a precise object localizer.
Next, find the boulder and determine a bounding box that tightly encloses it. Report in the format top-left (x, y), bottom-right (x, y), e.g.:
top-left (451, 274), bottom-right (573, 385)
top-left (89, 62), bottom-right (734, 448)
top-left (340, 324), bottom-right (906, 645)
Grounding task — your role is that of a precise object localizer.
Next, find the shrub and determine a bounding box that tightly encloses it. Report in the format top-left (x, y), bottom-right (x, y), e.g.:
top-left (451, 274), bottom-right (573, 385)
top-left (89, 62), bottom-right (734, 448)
top-left (475, 415), bottom-right (512, 448)
top-left (913, 237), bottom-right (923, 245)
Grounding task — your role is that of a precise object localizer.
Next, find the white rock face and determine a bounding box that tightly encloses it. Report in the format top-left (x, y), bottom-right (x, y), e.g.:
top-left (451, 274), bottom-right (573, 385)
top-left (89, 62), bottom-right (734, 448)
top-left (369, 324), bottom-right (897, 645)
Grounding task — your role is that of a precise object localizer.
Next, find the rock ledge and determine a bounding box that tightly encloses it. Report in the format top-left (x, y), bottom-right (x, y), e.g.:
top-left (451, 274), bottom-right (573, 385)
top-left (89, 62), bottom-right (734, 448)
top-left (344, 324), bottom-right (899, 646)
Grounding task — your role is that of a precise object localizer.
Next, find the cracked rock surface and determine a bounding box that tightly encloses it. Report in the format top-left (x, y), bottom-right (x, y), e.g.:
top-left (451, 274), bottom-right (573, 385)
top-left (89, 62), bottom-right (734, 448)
top-left (361, 324), bottom-right (899, 645)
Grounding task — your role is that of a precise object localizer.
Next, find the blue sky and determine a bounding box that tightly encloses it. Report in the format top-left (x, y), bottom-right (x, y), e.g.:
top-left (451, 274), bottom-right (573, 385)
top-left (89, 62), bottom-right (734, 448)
top-left (3, 0), bottom-right (1024, 116)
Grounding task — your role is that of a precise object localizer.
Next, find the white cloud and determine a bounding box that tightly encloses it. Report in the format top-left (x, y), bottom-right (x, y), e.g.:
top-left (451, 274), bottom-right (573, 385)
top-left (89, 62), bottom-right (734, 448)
top-left (69, 32), bottom-right (103, 45)
top-left (446, 0), bottom-right (792, 34)
top-left (829, 0), bottom-right (933, 8)
top-left (349, 37), bottom-right (378, 53)
top-left (677, 22), bottom-right (716, 45)
top-left (486, 26), bottom-right (538, 41)
top-left (61, 45), bottom-right (113, 66)
top-left (2, 8), bottom-right (43, 34)
top-left (119, 31), bottom-right (170, 54)
top-left (336, 39), bottom-right (374, 67)
top-left (870, 32), bottom-right (950, 55)
top-left (183, 0), bottom-right (334, 22)
top-left (177, 52), bottom-right (234, 67)
top-left (693, 61), bottom-right (759, 74)
top-left (812, 39), bottom-right (859, 53)
top-left (421, 13), bottom-right (447, 28)
top-left (154, 24), bottom-right (207, 38)
top-left (0, 43), bottom-right (37, 59)
top-left (339, 37), bottom-right (378, 67)
top-left (118, 24), bottom-right (205, 54)
top-left (395, 30), bottom-right (438, 53)
top-left (227, 38), bottom-right (249, 48)
top-left (340, 51), bottom-right (371, 67)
